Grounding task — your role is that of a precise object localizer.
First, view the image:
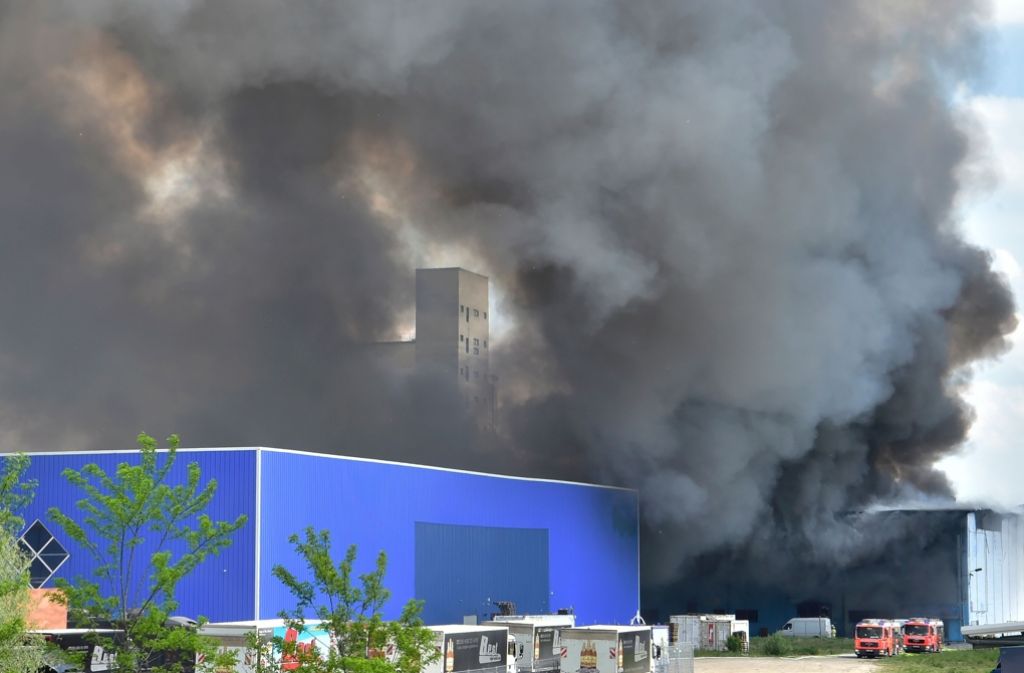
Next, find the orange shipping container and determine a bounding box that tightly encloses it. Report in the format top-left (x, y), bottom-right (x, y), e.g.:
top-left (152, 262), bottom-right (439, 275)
top-left (26, 588), bottom-right (66, 629)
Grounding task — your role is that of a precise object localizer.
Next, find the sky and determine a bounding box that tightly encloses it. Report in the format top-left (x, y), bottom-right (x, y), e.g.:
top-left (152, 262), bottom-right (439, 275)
top-left (939, 0), bottom-right (1024, 506)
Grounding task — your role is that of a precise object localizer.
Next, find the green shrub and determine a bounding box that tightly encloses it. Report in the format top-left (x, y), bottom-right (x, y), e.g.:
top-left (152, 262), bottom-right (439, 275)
top-left (761, 634), bottom-right (791, 656)
top-left (725, 635), bottom-right (743, 653)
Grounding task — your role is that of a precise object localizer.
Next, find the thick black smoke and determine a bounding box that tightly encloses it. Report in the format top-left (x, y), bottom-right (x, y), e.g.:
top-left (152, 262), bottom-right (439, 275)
top-left (0, 1), bottom-right (1015, 587)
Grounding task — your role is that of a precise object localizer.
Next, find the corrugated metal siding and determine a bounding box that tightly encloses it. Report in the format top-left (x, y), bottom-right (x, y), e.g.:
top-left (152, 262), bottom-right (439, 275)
top-left (258, 450), bottom-right (638, 625)
top-left (17, 450), bottom-right (258, 623)
top-left (415, 522), bottom-right (549, 623)
top-left (967, 511), bottom-right (1024, 626)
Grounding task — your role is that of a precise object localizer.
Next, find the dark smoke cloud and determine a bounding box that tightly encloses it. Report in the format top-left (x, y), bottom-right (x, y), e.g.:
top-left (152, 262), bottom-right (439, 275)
top-left (0, 0), bottom-right (1015, 588)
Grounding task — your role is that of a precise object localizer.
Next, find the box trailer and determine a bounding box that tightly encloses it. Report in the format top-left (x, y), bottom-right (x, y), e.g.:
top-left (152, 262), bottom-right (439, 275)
top-left (198, 623), bottom-right (259, 672)
top-left (650, 626), bottom-right (669, 673)
top-left (200, 619), bottom-right (331, 672)
top-left (668, 616), bottom-right (701, 650)
top-left (559, 626), bottom-right (652, 673)
top-left (668, 615), bottom-right (747, 652)
top-left (425, 625), bottom-right (516, 673)
top-left (650, 625), bottom-right (668, 657)
top-left (732, 620), bottom-right (749, 652)
top-left (205, 620), bottom-right (504, 673)
top-left (484, 615), bottom-right (575, 673)
top-left (33, 628), bottom-right (128, 673)
top-left (37, 621), bottom-right (202, 672)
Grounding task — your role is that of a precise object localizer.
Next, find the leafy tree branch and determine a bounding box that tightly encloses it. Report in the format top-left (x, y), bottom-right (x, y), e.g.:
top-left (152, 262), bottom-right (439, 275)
top-left (48, 433), bottom-right (248, 673)
top-left (266, 528), bottom-right (439, 673)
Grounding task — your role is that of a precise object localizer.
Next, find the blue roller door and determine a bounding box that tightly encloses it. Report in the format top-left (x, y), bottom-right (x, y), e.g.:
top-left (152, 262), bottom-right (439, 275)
top-left (415, 522), bottom-right (549, 624)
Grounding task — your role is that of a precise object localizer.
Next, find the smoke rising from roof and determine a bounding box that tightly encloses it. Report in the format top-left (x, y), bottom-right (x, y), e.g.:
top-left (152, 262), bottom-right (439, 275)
top-left (0, 2), bottom-right (1016, 584)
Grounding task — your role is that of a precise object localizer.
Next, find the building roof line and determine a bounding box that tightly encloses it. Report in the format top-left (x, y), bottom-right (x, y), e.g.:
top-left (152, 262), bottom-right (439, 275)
top-left (258, 447), bottom-right (636, 493)
top-left (6, 447), bottom-right (256, 456)
top-left (6, 446), bottom-right (636, 493)
top-left (416, 267), bottom-right (489, 280)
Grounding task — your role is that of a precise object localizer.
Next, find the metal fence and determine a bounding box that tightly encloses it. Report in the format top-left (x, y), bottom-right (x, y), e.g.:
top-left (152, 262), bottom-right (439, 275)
top-left (655, 644), bottom-right (694, 673)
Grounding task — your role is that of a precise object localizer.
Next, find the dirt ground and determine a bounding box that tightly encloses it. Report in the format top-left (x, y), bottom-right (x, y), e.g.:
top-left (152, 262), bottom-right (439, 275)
top-left (695, 654), bottom-right (881, 673)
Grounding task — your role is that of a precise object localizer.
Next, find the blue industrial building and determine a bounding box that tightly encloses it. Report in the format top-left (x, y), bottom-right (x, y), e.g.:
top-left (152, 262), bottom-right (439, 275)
top-left (16, 448), bottom-right (639, 626)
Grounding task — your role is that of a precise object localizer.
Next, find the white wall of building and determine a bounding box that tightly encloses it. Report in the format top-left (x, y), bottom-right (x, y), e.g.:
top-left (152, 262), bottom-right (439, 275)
top-left (967, 511), bottom-right (1024, 625)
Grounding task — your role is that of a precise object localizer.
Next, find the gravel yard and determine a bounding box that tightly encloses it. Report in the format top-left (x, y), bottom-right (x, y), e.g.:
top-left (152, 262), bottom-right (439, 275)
top-left (695, 654), bottom-right (881, 673)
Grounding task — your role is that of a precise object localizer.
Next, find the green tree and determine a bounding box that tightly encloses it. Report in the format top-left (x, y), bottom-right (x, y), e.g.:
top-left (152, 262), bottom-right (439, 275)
top-left (48, 433), bottom-right (248, 672)
top-left (0, 529), bottom-right (51, 673)
top-left (0, 453), bottom-right (50, 673)
top-left (0, 453), bottom-right (37, 535)
top-left (267, 527), bottom-right (439, 673)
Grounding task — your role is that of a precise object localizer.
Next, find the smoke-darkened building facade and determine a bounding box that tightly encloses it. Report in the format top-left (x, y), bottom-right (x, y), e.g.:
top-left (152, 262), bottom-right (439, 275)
top-left (373, 267), bottom-right (496, 428)
top-left (644, 509), bottom-right (1024, 642)
top-left (16, 448), bottom-right (638, 625)
top-left (415, 268), bottom-right (494, 422)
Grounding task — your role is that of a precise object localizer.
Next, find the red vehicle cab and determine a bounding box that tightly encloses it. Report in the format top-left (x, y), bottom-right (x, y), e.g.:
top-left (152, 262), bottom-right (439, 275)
top-left (902, 618), bottom-right (944, 653)
top-left (855, 619), bottom-right (900, 658)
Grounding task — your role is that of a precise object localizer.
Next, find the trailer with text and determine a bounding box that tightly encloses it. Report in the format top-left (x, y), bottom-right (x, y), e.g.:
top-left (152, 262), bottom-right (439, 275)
top-left (559, 626), bottom-right (652, 673)
top-left (485, 615), bottom-right (575, 673)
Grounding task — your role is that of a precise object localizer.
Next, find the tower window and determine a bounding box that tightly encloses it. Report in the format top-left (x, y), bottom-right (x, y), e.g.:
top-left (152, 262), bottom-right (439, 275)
top-left (473, 338), bottom-right (480, 346)
top-left (460, 334), bottom-right (464, 342)
top-left (460, 305), bottom-right (464, 312)
top-left (473, 347), bottom-right (480, 355)
top-left (483, 340), bottom-right (488, 348)
top-left (484, 312), bottom-right (488, 319)
top-left (465, 340), bottom-right (469, 353)
top-left (473, 309), bottom-right (480, 317)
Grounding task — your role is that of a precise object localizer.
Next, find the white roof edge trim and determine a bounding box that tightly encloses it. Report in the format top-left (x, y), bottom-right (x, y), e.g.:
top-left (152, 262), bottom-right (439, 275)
top-left (9, 447), bottom-right (258, 456)
top-left (258, 447), bottom-right (636, 493)
top-left (563, 625), bottom-right (648, 632)
top-left (6, 446), bottom-right (635, 493)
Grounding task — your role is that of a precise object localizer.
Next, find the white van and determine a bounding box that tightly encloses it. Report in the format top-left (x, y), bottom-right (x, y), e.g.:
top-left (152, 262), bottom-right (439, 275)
top-left (778, 617), bottom-right (833, 638)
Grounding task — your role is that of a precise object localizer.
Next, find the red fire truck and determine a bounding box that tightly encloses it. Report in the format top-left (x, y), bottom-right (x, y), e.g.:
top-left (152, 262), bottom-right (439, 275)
top-left (902, 618), bottom-right (944, 653)
top-left (854, 619), bottom-right (900, 658)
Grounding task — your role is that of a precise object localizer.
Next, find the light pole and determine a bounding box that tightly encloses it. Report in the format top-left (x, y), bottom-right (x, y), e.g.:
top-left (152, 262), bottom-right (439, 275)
top-left (969, 567), bottom-right (984, 624)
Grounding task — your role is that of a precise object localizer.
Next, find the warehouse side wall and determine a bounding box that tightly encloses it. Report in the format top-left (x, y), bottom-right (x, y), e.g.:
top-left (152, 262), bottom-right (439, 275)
top-left (648, 510), bottom-right (968, 639)
top-left (968, 511), bottom-right (1024, 626)
top-left (18, 450), bottom-right (258, 623)
top-left (257, 449), bottom-right (639, 625)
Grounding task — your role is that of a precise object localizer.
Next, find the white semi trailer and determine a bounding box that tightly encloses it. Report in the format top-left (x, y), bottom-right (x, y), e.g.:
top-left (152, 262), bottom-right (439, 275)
top-left (200, 621), bottom-right (518, 673)
top-left (425, 625), bottom-right (518, 673)
top-left (559, 626), bottom-right (652, 673)
top-left (484, 615), bottom-right (575, 673)
top-left (199, 619), bottom-right (327, 672)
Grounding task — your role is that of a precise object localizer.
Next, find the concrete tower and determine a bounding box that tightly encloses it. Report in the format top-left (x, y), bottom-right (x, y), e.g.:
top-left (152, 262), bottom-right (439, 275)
top-left (415, 268), bottom-right (494, 423)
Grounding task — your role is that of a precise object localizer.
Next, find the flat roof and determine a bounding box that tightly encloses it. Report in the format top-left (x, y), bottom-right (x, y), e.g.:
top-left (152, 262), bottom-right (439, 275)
top-left (562, 625), bottom-right (648, 634)
top-left (7, 446), bottom-right (635, 493)
top-left (415, 266), bottom-right (487, 278)
top-left (429, 625), bottom-right (510, 634)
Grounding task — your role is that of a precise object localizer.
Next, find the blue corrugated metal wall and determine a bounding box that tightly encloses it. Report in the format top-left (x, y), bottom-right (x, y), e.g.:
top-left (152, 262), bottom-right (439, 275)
top-left (258, 450), bottom-right (638, 625)
top-left (415, 522), bottom-right (549, 623)
top-left (17, 450), bottom-right (257, 623)
top-left (10, 448), bottom-right (638, 626)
